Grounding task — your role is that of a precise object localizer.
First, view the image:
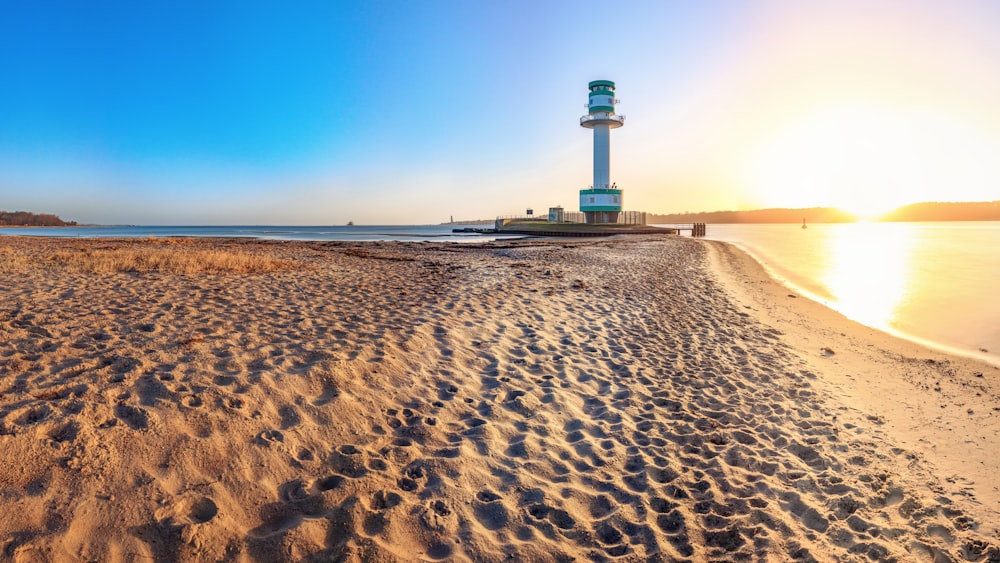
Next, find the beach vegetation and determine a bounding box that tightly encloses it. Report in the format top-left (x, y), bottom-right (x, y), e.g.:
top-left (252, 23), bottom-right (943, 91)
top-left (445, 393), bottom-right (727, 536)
top-left (0, 240), bottom-right (297, 275)
top-left (50, 247), bottom-right (296, 275)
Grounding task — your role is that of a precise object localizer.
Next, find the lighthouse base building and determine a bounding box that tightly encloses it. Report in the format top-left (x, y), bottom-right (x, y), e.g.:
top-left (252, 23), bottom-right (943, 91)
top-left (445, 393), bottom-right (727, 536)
top-left (579, 188), bottom-right (623, 225)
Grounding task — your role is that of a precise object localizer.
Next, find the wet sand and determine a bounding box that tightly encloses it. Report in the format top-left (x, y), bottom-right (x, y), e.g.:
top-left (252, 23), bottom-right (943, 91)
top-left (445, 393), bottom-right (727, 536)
top-left (0, 235), bottom-right (997, 561)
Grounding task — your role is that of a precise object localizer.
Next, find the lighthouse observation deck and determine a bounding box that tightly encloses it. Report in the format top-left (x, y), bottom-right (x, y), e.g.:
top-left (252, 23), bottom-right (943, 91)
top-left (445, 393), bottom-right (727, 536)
top-left (580, 113), bottom-right (625, 128)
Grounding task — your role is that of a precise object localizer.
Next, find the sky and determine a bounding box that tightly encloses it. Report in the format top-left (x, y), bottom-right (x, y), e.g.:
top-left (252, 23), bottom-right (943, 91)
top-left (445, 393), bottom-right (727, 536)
top-left (2, 0), bottom-right (999, 225)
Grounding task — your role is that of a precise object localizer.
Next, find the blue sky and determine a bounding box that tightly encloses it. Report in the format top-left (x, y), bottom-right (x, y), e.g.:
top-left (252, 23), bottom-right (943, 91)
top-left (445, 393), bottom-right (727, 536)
top-left (2, 1), bottom-right (999, 224)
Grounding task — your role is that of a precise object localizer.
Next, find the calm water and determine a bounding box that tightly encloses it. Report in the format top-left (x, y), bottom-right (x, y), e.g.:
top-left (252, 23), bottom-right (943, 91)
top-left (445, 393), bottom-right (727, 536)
top-left (0, 224), bottom-right (516, 243)
top-left (703, 222), bottom-right (1000, 365)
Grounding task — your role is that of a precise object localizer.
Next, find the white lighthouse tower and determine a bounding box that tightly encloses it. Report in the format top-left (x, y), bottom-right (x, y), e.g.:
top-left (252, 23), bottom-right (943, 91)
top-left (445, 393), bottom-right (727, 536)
top-left (580, 80), bottom-right (625, 224)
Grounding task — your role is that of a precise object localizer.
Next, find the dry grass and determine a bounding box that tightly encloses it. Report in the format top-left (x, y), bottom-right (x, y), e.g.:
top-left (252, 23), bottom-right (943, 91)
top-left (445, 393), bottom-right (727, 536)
top-left (0, 239), bottom-right (297, 275)
top-left (51, 248), bottom-right (295, 274)
top-left (0, 246), bottom-right (33, 273)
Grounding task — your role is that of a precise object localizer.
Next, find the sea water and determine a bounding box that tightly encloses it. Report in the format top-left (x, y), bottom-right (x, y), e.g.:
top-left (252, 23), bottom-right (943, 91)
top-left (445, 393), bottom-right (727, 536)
top-left (703, 222), bottom-right (1000, 365)
top-left (0, 224), bottom-right (517, 243)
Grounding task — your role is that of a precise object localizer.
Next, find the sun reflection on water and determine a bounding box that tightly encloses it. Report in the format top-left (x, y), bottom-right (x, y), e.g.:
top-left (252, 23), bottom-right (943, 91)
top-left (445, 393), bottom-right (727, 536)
top-left (819, 223), bottom-right (914, 331)
top-left (707, 222), bottom-right (1000, 364)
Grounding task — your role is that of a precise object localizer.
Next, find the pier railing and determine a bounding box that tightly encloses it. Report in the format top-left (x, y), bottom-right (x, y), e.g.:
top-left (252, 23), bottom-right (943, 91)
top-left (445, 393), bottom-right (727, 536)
top-left (496, 210), bottom-right (648, 228)
top-left (653, 223), bottom-right (707, 237)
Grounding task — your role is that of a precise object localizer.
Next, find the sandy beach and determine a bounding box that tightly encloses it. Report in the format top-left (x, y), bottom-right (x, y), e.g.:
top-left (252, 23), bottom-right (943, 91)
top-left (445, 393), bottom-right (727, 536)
top-left (1, 235), bottom-right (998, 562)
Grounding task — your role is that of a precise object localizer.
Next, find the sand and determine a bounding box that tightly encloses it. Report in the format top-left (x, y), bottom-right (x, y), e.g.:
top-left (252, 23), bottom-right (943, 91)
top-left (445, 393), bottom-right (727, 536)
top-left (0, 235), bottom-right (997, 562)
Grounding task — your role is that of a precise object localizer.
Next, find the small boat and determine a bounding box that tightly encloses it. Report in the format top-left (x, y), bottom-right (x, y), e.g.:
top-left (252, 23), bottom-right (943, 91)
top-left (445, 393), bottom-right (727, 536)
top-left (347, 221), bottom-right (354, 226)
top-left (801, 218), bottom-right (807, 229)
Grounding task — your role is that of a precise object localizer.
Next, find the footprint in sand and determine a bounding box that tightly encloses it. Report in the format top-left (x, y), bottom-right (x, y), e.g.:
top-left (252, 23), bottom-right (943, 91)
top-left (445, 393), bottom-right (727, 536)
top-left (362, 510), bottom-right (387, 537)
top-left (255, 429), bottom-right (283, 446)
top-left (473, 490), bottom-right (508, 531)
top-left (212, 375), bottom-right (235, 386)
top-left (505, 436), bottom-right (530, 458)
top-left (15, 405), bottom-right (52, 426)
top-left (703, 527), bottom-right (745, 551)
top-left (589, 494), bottom-right (615, 519)
top-left (315, 475), bottom-right (345, 492)
top-left (279, 480), bottom-right (311, 503)
top-left (330, 445), bottom-right (367, 477)
top-left (424, 542), bottom-right (453, 561)
top-left (526, 503), bottom-right (576, 530)
top-left (623, 472), bottom-right (649, 493)
top-left (649, 497), bottom-right (676, 514)
top-left (926, 523), bottom-right (955, 543)
top-left (311, 384), bottom-right (339, 406)
top-left (420, 499), bottom-right (455, 532)
top-left (91, 330), bottom-right (113, 342)
top-left (385, 409), bottom-right (403, 429)
top-left (778, 491), bottom-right (829, 533)
top-left (247, 511), bottom-right (303, 539)
top-left (181, 395), bottom-right (203, 408)
top-left (46, 421), bottom-right (80, 444)
top-left (114, 403), bottom-right (150, 430)
top-left (278, 405), bottom-right (301, 429)
top-left (594, 520), bottom-right (625, 551)
top-left (370, 490), bottom-right (402, 511)
top-left (398, 463), bottom-right (426, 493)
top-left (187, 497), bottom-right (218, 524)
top-left (438, 383), bottom-right (459, 401)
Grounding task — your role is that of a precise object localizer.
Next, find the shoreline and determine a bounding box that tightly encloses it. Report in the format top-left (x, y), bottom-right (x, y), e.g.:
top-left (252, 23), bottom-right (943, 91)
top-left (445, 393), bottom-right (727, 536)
top-left (705, 240), bottom-right (1000, 527)
top-left (0, 235), bottom-right (997, 561)
top-left (719, 237), bottom-right (1000, 369)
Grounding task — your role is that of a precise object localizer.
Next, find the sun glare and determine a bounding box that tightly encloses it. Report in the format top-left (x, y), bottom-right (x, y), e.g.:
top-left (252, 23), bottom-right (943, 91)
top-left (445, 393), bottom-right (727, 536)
top-left (821, 222), bottom-right (912, 330)
top-left (742, 103), bottom-right (1000, 219)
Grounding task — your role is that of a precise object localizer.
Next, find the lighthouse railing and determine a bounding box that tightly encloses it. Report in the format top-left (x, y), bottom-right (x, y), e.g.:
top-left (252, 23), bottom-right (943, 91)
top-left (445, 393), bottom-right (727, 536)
top-left (580, 114), bottom-right (625, 126)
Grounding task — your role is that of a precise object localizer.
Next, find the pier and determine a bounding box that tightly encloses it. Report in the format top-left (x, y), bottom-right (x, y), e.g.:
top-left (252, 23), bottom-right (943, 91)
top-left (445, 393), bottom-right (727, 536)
top-left (658, 223), bottom-right (707, 237)
top-left (453, 220), bottom-right (708, 238)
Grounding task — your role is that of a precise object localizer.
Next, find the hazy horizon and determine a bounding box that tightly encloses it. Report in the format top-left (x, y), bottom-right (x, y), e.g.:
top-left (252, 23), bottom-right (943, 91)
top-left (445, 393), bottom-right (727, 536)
top-left (6, 199), bottom-right (998, 228)
top-left (4, 1), bottom-right (1000, 225)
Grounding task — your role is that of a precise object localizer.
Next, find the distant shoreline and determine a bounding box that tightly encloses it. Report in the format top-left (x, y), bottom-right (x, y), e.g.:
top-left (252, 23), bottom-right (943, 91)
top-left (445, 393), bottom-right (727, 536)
top-left (652, 200), bottom-right (1000, 224)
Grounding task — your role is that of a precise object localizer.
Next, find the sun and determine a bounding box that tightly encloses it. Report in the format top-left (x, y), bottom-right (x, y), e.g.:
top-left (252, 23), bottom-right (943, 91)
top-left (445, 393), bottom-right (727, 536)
top-left (741, 102), bottom-right (1000, 219)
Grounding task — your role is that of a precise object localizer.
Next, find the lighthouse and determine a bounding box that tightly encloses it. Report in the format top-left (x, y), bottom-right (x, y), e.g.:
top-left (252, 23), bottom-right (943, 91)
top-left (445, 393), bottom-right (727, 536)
top-left (579, 80), bottom-right (625, 224)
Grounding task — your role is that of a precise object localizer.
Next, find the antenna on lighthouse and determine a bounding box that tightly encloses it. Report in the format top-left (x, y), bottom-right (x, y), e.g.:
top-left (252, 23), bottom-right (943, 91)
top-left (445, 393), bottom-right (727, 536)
top-left (579, 80), bottom-right (625, 224)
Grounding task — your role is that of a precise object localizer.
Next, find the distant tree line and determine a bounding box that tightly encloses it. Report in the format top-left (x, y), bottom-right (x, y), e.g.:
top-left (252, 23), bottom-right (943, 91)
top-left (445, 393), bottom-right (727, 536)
top-left (650, 201), bottom-right (1000, 224)
top-left (0, 210), bottom-right (77, 226)
top-left (879, 201), bottom-right (1000, 222)
top-left (650, 207), bottom-right (857, 224)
